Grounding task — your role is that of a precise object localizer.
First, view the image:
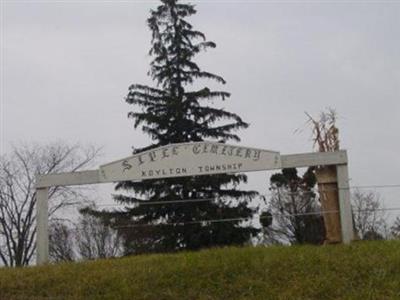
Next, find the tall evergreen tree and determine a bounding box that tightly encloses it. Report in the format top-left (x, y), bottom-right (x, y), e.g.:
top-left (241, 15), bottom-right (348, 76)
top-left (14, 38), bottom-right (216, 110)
top-left (104, 0), bottom-right (259, 254)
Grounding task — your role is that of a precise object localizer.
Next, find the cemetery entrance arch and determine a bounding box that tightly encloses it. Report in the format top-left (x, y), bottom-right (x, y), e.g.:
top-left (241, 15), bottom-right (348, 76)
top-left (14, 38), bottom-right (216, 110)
top-left (35, 142), bottom-right (353, 265)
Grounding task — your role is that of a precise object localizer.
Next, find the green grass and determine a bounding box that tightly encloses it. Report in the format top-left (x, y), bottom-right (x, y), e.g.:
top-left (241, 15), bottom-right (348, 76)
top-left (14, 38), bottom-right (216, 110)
top-left (1, 241), bottom-right (400, 300)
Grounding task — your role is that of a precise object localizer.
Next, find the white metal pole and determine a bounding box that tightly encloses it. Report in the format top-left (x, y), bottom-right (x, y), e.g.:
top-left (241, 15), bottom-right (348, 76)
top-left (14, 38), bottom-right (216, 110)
top-left (336, 163), bottom-right (354, 244)
top-left (36, 187), bottom-right (49, 265)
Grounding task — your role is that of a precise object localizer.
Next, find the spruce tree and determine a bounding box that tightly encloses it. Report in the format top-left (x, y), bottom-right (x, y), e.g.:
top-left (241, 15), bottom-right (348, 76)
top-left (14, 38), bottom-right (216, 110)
top-left (107, 0), bottom-right (259, 254)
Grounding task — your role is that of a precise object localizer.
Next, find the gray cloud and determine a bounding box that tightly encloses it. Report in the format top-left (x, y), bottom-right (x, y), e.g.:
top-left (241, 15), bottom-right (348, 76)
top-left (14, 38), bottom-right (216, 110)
top-left (2, 1), bottom-right (400, 212)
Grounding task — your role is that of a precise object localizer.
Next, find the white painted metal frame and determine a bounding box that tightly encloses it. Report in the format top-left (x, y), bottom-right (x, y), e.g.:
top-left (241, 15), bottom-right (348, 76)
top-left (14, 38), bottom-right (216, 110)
top-left (35, 149), bottom-right (353, 265)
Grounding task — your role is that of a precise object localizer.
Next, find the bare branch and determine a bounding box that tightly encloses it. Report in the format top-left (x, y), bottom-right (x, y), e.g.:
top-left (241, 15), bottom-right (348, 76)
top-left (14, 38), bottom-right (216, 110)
top-left (0, 142), bottom-right (100, 266)
top-left (352, 189), bottom-right (387, 240)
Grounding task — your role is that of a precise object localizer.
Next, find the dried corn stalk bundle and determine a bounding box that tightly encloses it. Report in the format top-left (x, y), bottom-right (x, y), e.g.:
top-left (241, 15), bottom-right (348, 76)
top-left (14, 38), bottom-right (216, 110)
top-left (307, 109), bottom-right (342, 243)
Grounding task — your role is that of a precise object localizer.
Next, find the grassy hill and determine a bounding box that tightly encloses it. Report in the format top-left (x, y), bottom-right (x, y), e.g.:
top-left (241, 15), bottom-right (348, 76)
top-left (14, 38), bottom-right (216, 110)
top-left (1, 241), bottom-right (400, 300)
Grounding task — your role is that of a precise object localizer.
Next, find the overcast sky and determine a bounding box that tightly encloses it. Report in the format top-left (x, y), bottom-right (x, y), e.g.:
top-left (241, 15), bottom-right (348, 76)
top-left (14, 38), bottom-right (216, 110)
top-left (1, 0), bottom-right (400, 214)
